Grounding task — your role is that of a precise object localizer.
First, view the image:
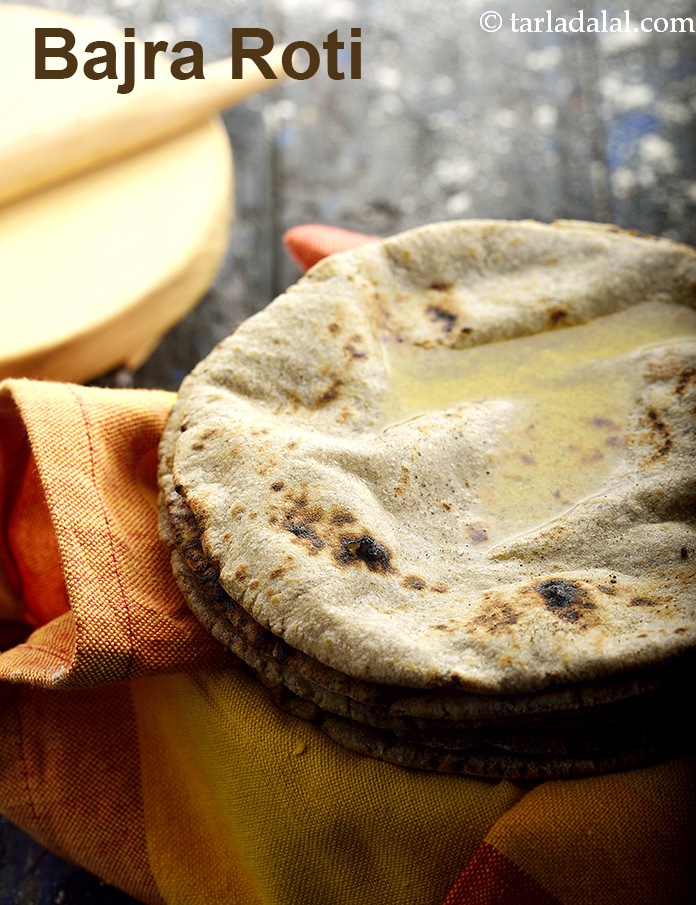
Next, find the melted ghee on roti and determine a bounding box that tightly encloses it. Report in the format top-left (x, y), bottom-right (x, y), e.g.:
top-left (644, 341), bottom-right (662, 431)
top-left (382, 300), bottom-right (696, 546)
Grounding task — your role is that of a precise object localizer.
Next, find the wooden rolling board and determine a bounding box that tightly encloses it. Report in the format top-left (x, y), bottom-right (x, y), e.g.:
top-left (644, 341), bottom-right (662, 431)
top-left (0, 5), bottom-right (233, 383)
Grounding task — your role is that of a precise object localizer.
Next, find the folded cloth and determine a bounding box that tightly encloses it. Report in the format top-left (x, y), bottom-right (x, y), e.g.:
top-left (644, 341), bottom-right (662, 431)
top-left (0, 226), bottom-right (694, 905)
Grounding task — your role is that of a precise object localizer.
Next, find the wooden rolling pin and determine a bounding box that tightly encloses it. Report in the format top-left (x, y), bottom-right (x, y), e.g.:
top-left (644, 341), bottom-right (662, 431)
top-left (0, 49), bottom-right (285, 208)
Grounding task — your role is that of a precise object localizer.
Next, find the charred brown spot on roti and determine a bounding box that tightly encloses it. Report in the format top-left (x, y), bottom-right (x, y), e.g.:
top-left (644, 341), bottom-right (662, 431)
top-left (598, 585), bottom-right (616, 595)
top-left (548, 308), bottom-right (568, 327)
top-left (467, 523), bottom-right (489, 544)
top-left (629, 597), bottom-right (659, 607)
top-left (281, 390), bottom-right (303, 411)
top-left (681, 546), bottom-right (689, 560)
top-left (581, 449), bottom-right (604, 464)
top-left (336, 535), bottom-right (393, 572)
top-left (282, 488), bottom-right (307, 509)
top-left (316, 380), bottom-right (343, 407)
top-left (328, 322), bottom-right (341, 335)
top-left (430, 583), bottom-right (449, 593)
top-left (469, 601), bottom-right (521, 633)
top-left (403, 575), bottom-right (426, 590)
top-left (344, 342), bottom-right (367, 360)
top-left (331, 509), bottom-right (357, 526)
top-left (271, 481), bottom-right (284, 492)
top-left (589, 417), bottom-right (618, 429)
top-left (393, 465), bottom-right (410, 497)
top-left (536, 579), bottom-right (595, 623)
top-left (646, 408), bottom-right (672, 459)
top-left (234, 564), bottom-right (250, 582)
top-left (429, 281), bottom-right (453, 292)
top-left (344, 333), bottom-right (368, 361)
top-left (426, 305), bottom-right (457, 333)
top-left (269, 487), bottom-right (389, 562)
top-left (274, 489), bottom-right (327, 550)
top-left (268, 564), bottom-right (291, 580)
top-left (497, 607), bottom-right (520, 627)
top-left (285, 521), bottom-right (325, 550)
top-left (675, 366), bottom-right (696, 396)
top-left (196, 426), bottom-right (221, 440)
top-left (303, 505), bottom-right (325, 524)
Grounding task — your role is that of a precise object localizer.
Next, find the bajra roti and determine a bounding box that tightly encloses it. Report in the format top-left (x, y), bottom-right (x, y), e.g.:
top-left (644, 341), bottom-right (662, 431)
top-left (160, 219), bottom-right (696, 698)
top-left (168, 542), bottom-right (687, 779)
top-left (161, 479), bottom-right (689, 726)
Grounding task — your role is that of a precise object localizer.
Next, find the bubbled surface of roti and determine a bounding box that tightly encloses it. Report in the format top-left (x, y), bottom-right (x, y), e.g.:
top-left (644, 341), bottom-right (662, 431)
top-left (160, 220), bottom-right (696, 693)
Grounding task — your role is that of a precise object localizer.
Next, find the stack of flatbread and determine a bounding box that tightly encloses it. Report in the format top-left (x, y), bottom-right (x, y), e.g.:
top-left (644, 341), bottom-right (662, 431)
top-left (158, 220), bottom-right (696, 778)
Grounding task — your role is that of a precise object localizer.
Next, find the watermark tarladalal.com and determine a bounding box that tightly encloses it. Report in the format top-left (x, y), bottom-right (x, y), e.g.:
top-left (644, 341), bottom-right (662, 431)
top-left (479, 9), bottom-right (694, 33)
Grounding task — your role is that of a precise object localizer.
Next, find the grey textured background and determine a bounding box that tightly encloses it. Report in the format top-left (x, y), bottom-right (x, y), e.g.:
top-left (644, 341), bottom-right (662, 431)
top-left (21, 0), bottom-right (691, 393)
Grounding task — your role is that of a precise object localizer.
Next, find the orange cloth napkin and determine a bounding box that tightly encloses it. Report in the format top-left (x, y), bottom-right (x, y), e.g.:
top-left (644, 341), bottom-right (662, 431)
top-left (1, 225), bottom-right (694, 905)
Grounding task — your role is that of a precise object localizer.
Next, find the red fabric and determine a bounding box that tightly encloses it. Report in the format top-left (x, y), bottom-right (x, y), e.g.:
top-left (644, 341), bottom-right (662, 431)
top-left (283, 223), bottom-right (380, 269)
top-left (443, 842), bottom-right (562, 905)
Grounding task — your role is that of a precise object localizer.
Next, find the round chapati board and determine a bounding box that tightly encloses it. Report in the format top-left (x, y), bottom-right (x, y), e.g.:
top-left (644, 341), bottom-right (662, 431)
top-left (0, 5), bottom-right (233, 383)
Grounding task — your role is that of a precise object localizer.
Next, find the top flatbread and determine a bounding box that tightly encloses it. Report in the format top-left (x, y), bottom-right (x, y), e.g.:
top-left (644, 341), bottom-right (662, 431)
top-left (160, 219), bottom-right (696, 694)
